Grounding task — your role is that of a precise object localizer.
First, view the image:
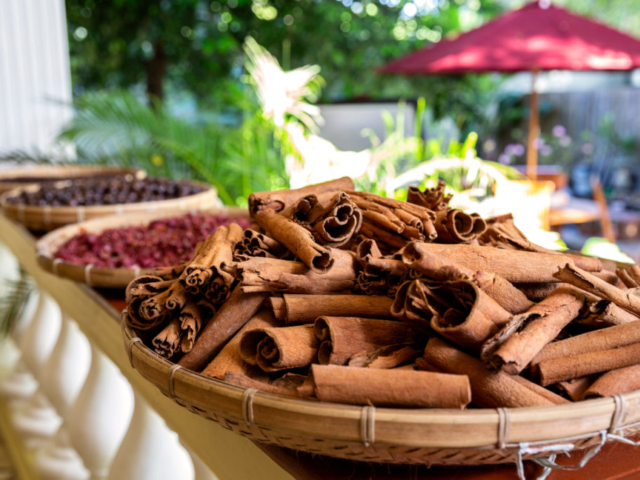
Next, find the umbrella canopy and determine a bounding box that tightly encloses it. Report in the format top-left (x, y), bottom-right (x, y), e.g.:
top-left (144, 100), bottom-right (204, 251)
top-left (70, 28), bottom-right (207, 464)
top-left (381, 1), bottom-right (640, 74)
top-left (380, 1), bottom-right (640, 180)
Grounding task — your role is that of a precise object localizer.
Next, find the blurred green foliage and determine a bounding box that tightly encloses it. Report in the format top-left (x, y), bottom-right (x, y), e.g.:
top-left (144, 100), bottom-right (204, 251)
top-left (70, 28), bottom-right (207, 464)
top-left (66, 0), bottom-right (504, 134)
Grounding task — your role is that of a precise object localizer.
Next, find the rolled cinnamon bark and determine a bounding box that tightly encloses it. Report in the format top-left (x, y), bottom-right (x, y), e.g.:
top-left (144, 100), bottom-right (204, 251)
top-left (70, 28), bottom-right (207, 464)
top-left (165, 282), bottom-right (188, 311)
top-left (583, 365), bottom-right (640, 398)
top-left (617, 265), bottom-right (640, 288)
top-left (152, 319), bottom-right (183, 358)
top-left (183, 224), bottom-right (243, 298)
top-left (400, 245), bottom-right (533, 314)
top-left (348, 344), bottom-right (421, 369)
top-left (201, 309), bottom-right (279, 380)
top-left (310, 364), bottom-right (471, 409)
top-left (390, 280), bottom-right (433, 334)
top-left (554, 264), bottom-right (640, 315)
top-left (356, 239), bottom-right (407, 277)
top-left (510, 375), bottom-right (571, 405)
top-left (136, 281), bottom-right (185, 329)
top-left (223, 372), bottom-right (301, 398)
top-left (556, 375), bottom-right (598, 401)
top-left (404, 241), bottom-right (596, 284)
top-left (515, 283), bottom-right (563, 302)
top-left (348, 191), bottom-right (437, 244)
top-left (146, 264), bottom-right (188, 281)
top-left (314, 316), bottom-right (418, 365)
top-left (255, 209), bottom-right (334, 273)
top-left (233, 229), bottom-right (287, 262)
top-left (269, 294), bottom-right (394, 324)
top-left (239, 325), bottom-right (318, 372)
top-left (433, 208), bottom-right (487, 244)
top-left (178, 285), bottom-right (267, 371)
top-left (291, 192), bottom-right (363, 247)
top-left (484, 288), bottom-right (586, 374)
top-left (423, 337), bottom-right (556, 408)
top-left (531, 320), bottom-right (640, 367)
top-left (427, 281), bottom-right (512, 351)
top-left (248, 176), bottom-right (355, 217)
top-left (179, 300), bottom-right (215, 353)
top-left (538, 342), bottom-right (640, 386)
top-left (578, 300), bottom-right (639, 329)
top-left (230, 250), bottom-right (357, 294)
top-left (406, 180), bottom-right (451, 211)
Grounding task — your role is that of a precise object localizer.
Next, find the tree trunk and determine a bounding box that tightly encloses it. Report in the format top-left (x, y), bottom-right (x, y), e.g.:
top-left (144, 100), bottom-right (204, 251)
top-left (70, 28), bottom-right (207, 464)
top-left (146, 41), bottom-right (166, 105)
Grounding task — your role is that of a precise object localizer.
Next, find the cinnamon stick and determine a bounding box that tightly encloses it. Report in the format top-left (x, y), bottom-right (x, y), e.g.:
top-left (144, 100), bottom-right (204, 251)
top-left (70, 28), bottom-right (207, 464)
top-left (433, 208), bottom-right (487, 244)
top-left (233, 229), bottom-right (287, 262)
top-left (201, 309), bottom-right (279, 380)
top-left (404, 241), bottom-right (599, 283)
top-left (183, 224), bottom-right (243, 300)
top-left (583, 365), bottom-right (640, 398)
top-left (179, 300), bottom-right (215, 353)
top-left (135, 281), bottom-right (185, 330)
top-left (401, 245), bottom-right (533, 314)
top-left (239, 325), bottom-right (318, 372)
top-left (554, 264), bottom-right (640, 316)
top-left (390, 280), bottom-right (434, 334)
top-left (538, 342), bottom-right (640, 386)
top-left (578, 300), bottom-right (639, 329)
top-left (230, 250), bottom-right (357, 294)
top-left (291, 192), bottom-right (363, 247)
top-left (348, 344), bottom-right (421, 369)
top-left (314, 316), bottom-right (418, 365)
top-left (556, 375), bottom-right (598, 401)
top-left (617, 265), bottom-right (640, 288)
top-left (423, 337), bottom-right (556, 408)
top-left (248, 176), bottom-right (355, 217)
top-left (309, 364), bottom-right (471, 409)
top-left (152, 319), bottom-right (183, 359)
top-left (255, 209), bottom-right (334, 273)
top-left (515, 282), bottom-right (563, 302)
top-left (427, 281), bottom-right (512, 351)
top-left (178, 285), bottom-right (267, 371)
top-left (269, 294), bottom-right (394, 324)
top-left (484, 288), bottom-right (586, 374)
top-left (406, 181), bottom-right (451, 211)
top-left (531, 320), bottom-right (640, 367)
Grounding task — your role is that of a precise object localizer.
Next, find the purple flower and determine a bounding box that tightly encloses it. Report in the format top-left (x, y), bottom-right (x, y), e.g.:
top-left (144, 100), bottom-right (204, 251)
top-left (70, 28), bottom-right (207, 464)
top-left (552, 125), bottom-right (566, 138)
top-left (505, 144), bottom-right (517, 155)
top-left (581, 143), bottom-right (594, 155)
top-left (498, 154), bottom-right (512, 165)
top-left (540, 145), bottom-right (553, 157)
top-left (533, 137), bottom-right (545, 149)
top-left (513, 143), bottom-right (525, 156)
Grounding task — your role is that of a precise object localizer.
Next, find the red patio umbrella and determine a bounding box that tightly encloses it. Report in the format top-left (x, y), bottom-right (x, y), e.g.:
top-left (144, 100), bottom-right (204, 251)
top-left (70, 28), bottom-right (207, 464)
top-left (380, 0), bottom-right (640, 179)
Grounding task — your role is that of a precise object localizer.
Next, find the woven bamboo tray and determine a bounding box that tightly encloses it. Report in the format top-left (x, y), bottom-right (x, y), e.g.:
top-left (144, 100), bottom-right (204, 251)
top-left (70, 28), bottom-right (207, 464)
top-left (36, 207), bottom-right (249, 288)
top-left (0, 181), bottom-right (217, 231)
top-left (122, 320), bottom-right (640, 466)
top-left (0, 165), bottom-right (144, 194)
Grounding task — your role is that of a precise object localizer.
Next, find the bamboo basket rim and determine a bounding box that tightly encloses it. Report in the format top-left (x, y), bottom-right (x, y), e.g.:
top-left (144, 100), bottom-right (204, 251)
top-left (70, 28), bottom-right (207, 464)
top-left (121, 319), bottom-right (640, 455)
top-left (36, 206), bottom-right (250, 288)
top-left (0, 180), bottom-right (218, 231)
top-left (0, 165), bottom-right (145, 193)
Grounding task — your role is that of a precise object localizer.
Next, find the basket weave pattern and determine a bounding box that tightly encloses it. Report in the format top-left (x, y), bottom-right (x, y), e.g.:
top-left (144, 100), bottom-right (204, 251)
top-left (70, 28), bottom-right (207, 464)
top-left (122, 321), bottom-right (640, 465)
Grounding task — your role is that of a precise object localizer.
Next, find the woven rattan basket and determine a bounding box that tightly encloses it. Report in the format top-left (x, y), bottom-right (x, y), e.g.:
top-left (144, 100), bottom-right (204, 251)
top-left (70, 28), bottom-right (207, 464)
top-left (0, 165), bottom-right (144, 194)
top-left (122, 320), bottom-right (640, 466)
top-left (0, 181), bottom-right (217, 231)
top-left (36, 207), bottom-right (249, 288)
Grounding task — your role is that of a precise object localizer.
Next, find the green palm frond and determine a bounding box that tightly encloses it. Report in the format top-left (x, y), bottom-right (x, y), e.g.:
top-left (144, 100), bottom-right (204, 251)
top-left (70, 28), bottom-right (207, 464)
top-left (0, 270), bottom-right (33, 337)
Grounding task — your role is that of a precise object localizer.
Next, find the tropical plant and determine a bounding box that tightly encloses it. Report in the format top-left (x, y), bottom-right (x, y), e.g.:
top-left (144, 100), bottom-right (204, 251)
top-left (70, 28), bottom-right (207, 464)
top-left (0, 270), bottom-right (33, 337)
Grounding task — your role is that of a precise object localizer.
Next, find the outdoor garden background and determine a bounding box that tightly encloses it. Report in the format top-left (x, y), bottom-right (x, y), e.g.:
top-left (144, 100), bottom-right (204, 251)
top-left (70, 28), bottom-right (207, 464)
top-left (6, 0), bottom-right (640, 260)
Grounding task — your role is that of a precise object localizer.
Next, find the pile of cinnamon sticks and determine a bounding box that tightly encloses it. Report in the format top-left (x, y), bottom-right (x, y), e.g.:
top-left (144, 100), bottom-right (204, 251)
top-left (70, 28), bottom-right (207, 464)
top-left (124, 177), bottom-right (640, 409)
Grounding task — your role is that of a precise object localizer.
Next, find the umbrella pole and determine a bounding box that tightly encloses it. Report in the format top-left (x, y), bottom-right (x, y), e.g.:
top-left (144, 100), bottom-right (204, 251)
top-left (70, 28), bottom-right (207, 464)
top-left (526, 68), bottom-right (540, 180)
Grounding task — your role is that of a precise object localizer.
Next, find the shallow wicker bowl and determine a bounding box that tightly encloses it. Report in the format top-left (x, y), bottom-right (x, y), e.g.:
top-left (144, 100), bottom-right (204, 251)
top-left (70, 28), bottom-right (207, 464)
top-left (0, 165), bottom-right (144, 194)
top-left (36, 207), bottom-right (249, 288)
top-left (122, 320), bottom-right (640, 466)
top-left (1, 180), bottom-right (217, 231)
